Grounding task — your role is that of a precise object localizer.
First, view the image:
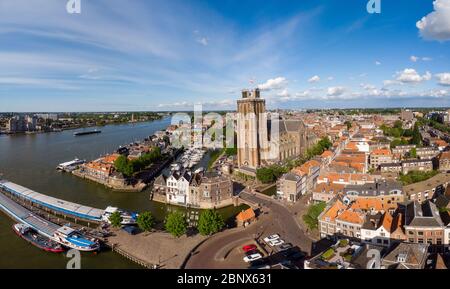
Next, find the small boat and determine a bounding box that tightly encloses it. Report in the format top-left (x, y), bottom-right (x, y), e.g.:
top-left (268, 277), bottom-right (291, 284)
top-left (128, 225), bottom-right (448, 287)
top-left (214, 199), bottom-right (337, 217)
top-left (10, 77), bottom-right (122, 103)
top-left (56, 158), bottom-right (85, 172)
top-left (53, 226), bottom-right (100, 252)
top-left (13, 224), bottom-right (65, 253)
top-left (101, 206), bottom-right (138, 225)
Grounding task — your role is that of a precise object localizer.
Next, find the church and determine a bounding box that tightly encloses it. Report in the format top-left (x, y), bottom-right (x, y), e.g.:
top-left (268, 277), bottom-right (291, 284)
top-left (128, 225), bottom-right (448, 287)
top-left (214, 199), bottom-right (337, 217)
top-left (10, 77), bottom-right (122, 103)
top-left (236, 88), bottom-right (310, 175)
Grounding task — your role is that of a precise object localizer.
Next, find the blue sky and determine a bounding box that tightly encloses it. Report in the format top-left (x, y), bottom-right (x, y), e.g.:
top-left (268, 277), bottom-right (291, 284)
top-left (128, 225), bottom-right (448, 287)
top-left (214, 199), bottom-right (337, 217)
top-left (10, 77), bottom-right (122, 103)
top-left (0, 0), bottom-right (449, 112)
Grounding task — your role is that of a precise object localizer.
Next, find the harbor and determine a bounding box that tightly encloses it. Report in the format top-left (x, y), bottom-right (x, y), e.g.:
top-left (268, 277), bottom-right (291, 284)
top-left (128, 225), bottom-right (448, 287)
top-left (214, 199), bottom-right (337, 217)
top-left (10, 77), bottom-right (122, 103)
top-left (0, 117), bottom-right (245, 269)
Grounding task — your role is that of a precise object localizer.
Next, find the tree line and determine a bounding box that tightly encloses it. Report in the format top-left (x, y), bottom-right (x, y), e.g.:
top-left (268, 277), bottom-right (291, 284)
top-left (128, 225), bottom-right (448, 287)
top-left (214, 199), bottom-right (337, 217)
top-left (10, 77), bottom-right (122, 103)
top-left (109, 209), bottom-right (225, 238)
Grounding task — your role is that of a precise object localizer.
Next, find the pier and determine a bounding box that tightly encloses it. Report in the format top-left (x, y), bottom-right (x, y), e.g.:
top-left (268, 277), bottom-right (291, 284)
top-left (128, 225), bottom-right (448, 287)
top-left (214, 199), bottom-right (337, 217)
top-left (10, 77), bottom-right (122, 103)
top-left (0, 192), bottom-right (60, 239)
top-left (0, 180), bottom-right (105, 223)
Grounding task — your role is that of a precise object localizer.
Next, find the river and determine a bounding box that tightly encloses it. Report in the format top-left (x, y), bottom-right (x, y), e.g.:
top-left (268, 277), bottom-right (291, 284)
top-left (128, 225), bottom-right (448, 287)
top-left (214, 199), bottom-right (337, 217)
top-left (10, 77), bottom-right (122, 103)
top-left (0, 117), bottom-right (243, 269)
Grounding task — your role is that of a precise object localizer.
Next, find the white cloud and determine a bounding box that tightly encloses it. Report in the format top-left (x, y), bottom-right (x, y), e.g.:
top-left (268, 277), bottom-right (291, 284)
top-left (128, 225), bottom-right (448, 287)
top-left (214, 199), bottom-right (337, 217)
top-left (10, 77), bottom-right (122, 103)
top-left (257, 77), bottom-right (288, 91)
top-left (436, 73), bottom-right (450, 85)
top-left (375, 61), bottom-right (381, 66)
top-left (308, 75), bottom-right (320, 83)
top-left (417, 0), bottom-right (450, 41)
top-left (411, 55), bottom-right (433, 62)
top-left (327, 86), bottom-right (346, 97)
top-left (383, 80), bottom-right (401, 86)
top-left (361, 83), bottom-right (376, 90)
top-left (277, 89), bottom-right (290, 98)
top-left (327, 76), bottom-right (334, 81)
top-left (196, 37), bottom-right (208, 46)
top-left (395, 68), bottom-right (432, 83)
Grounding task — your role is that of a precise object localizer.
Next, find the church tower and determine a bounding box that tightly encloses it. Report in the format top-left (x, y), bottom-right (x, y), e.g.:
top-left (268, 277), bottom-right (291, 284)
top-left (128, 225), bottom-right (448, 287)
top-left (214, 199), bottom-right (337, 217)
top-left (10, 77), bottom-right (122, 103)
top-left (237, 88), bottom-right (268, 170)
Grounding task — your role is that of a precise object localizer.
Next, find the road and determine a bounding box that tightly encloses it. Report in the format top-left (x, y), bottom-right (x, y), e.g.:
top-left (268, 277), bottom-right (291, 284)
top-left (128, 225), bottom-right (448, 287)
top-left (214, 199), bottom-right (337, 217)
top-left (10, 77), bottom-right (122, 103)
top-left (184, 190), bottom-right (313, 269)
top-left (239, 191), bottom-right (313, 252)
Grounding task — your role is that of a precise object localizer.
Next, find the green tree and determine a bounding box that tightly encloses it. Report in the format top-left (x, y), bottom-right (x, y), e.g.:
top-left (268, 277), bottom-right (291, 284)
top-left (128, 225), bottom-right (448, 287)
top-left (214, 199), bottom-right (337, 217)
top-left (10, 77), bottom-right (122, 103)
top-left (114, 155), bottom-right (134, 177)
top-left (410, 147), bottom-right (417, 158)
top-left (344, 121), bottom-right (352, 130)
top-left (302, 202), bottom-right (327, 230)
top-left (165, 211), bottom-right (188, 238)
top-left (109, 211), bottom-right (123, 228)
top-left (256, 167), bottom-right (276, 183)
top-left (197, 210), bottom-right (225, 236)
top-left (137, 211), bottom-right (155, 232)
top-left (410, 123), bottom-right (422, 146)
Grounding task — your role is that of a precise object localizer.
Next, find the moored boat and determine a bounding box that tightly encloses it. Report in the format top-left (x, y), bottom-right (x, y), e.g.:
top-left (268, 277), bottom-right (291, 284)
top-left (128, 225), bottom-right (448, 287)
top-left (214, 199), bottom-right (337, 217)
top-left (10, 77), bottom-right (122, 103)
top-left (101, 206), bottom-right (138, 225)
top-left (13, 223), bottom-right (65, 253)
top-left (53, 226), bottom-right (100, 252)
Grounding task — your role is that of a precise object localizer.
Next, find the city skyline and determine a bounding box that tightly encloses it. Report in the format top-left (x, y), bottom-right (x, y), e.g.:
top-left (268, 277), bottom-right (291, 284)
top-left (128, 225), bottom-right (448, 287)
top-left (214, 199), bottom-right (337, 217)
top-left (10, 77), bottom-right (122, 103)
top-left (0, 0), bottom-right (450, 112)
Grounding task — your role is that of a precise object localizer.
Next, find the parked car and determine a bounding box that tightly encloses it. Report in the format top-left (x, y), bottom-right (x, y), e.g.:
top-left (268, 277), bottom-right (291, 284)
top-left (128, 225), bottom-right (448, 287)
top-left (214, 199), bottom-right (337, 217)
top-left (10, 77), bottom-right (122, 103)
top-left (268, 239), bottom-right (285, 247)
top-left (263, 234), bottom-right (280, 243)
top-left (284, 250), bottom-right (306, 261)
top-left (242, 244), bottom-right (257, 253)
top-left (245, 249), bottom-right (260, 256)
top-left (278, 243), bottom-right (293, 251)
top-left (249, 259), bottom-right (267, 267)
top-left (243, 253), bottom-right (263, 263)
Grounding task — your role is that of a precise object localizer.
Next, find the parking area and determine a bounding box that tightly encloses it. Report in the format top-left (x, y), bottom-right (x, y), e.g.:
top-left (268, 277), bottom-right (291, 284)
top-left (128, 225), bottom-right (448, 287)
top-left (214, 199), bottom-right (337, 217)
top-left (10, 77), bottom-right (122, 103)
top-left (238, 234), bottom-right (307, 269)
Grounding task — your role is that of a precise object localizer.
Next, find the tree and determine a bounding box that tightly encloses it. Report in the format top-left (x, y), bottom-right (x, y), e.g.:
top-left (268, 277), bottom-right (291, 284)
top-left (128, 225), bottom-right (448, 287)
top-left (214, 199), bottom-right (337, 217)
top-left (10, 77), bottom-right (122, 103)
top-left (109, 211), bottom-right (123, 228)
top-left (302, 202), bottom-right (326, 230)
top-left (165, 211), bottom-right (187, 238)
top-left (410, 147), bottom-right (417, 158)
top-left (344, 121), bottom-right (352, 130)
top-left (256, 167), bottom-right (276, 184)
top-left (137, 211), bottom-right (155, 232)
top-left (114, 155), bottom-right (133, 177)
top-left (410, 123), bottom-right (422, 146)
top-left (197, 210), bottom-right (225, 236)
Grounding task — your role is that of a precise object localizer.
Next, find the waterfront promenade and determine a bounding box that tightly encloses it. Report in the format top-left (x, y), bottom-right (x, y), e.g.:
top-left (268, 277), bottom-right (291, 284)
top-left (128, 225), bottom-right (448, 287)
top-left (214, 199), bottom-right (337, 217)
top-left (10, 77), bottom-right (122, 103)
top-left (106, 228), bottom-right (206, 269)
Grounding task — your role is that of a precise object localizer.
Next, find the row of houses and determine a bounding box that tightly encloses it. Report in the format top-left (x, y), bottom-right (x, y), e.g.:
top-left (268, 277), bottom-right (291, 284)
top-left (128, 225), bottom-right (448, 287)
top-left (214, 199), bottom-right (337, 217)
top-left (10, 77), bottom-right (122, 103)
top-left (276, 159), bottom-right (322, 203)
top-left (153, 171), bottom-right (234, 209)
top-left (318, 177), bottom-right (450, 252)
top-left (305, 239), bottom-right (444, 269)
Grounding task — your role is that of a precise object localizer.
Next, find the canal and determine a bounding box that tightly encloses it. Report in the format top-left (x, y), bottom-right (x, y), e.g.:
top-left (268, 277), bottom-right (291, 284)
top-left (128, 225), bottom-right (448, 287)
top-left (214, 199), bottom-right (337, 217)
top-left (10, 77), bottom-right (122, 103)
top-left (0, 117), bottom-right (244, 268)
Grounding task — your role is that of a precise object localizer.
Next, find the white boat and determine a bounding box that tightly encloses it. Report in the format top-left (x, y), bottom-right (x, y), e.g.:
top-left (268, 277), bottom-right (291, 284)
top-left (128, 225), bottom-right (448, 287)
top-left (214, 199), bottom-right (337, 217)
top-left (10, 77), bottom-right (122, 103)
top-left (194, 167), bottom-right (204, 174)
top-left (101, 206), bottom-right (138, 225)
top-left (53, 226), bottom-right (100, 252)
top-left (57, 158), bottom-right (85, 172)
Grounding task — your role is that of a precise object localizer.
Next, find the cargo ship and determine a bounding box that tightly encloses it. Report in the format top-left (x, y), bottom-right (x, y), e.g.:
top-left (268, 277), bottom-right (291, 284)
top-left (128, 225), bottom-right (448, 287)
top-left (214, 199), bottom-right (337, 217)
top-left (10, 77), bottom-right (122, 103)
top-left (73, 129), bottom-right (101, 136)
top-left (13, 224), bottom-right (65, 253)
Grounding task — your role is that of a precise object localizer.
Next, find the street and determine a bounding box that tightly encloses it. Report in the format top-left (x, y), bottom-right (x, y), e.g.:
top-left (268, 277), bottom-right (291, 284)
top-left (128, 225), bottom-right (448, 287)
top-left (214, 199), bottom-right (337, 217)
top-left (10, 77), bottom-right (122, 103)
top-left (184, 190), bottom-right (313, 269)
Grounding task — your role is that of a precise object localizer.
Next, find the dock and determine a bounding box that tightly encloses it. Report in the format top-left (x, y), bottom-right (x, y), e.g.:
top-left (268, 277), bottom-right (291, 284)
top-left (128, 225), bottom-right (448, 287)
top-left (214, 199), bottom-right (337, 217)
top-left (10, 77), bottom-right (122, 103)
top-left (0, 180), bottom-right (104, 223)
top-left (0, 192), bottom-right (60, 239)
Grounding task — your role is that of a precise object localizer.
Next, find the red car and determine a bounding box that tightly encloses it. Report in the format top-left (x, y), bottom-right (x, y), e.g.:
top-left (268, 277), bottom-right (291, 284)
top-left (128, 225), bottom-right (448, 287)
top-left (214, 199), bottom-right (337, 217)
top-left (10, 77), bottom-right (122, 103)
top-left (242, 244), bottom-right (257, 253)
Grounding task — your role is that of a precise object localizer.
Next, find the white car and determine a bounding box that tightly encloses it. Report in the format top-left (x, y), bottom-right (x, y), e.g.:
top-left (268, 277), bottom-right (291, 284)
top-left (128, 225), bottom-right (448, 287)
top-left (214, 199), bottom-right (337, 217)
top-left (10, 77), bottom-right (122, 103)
top-left (268, 239), bottom-right (285, 247)
top-left (244, 253), bottom-right (263, 263)
top-left (263, 234), bottom-right (280, 243)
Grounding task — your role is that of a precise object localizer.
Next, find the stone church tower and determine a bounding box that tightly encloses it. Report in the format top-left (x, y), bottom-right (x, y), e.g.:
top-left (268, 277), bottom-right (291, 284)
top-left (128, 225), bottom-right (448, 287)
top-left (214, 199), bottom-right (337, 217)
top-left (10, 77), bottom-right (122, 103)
top-left (237, 88), bottom-right (268, 170)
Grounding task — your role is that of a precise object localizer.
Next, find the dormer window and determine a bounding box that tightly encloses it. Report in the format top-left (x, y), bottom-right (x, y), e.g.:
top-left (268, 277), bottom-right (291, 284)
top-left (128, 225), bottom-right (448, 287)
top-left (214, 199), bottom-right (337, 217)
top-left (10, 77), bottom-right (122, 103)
top-left (397, 253), bottom-right (407, 263)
